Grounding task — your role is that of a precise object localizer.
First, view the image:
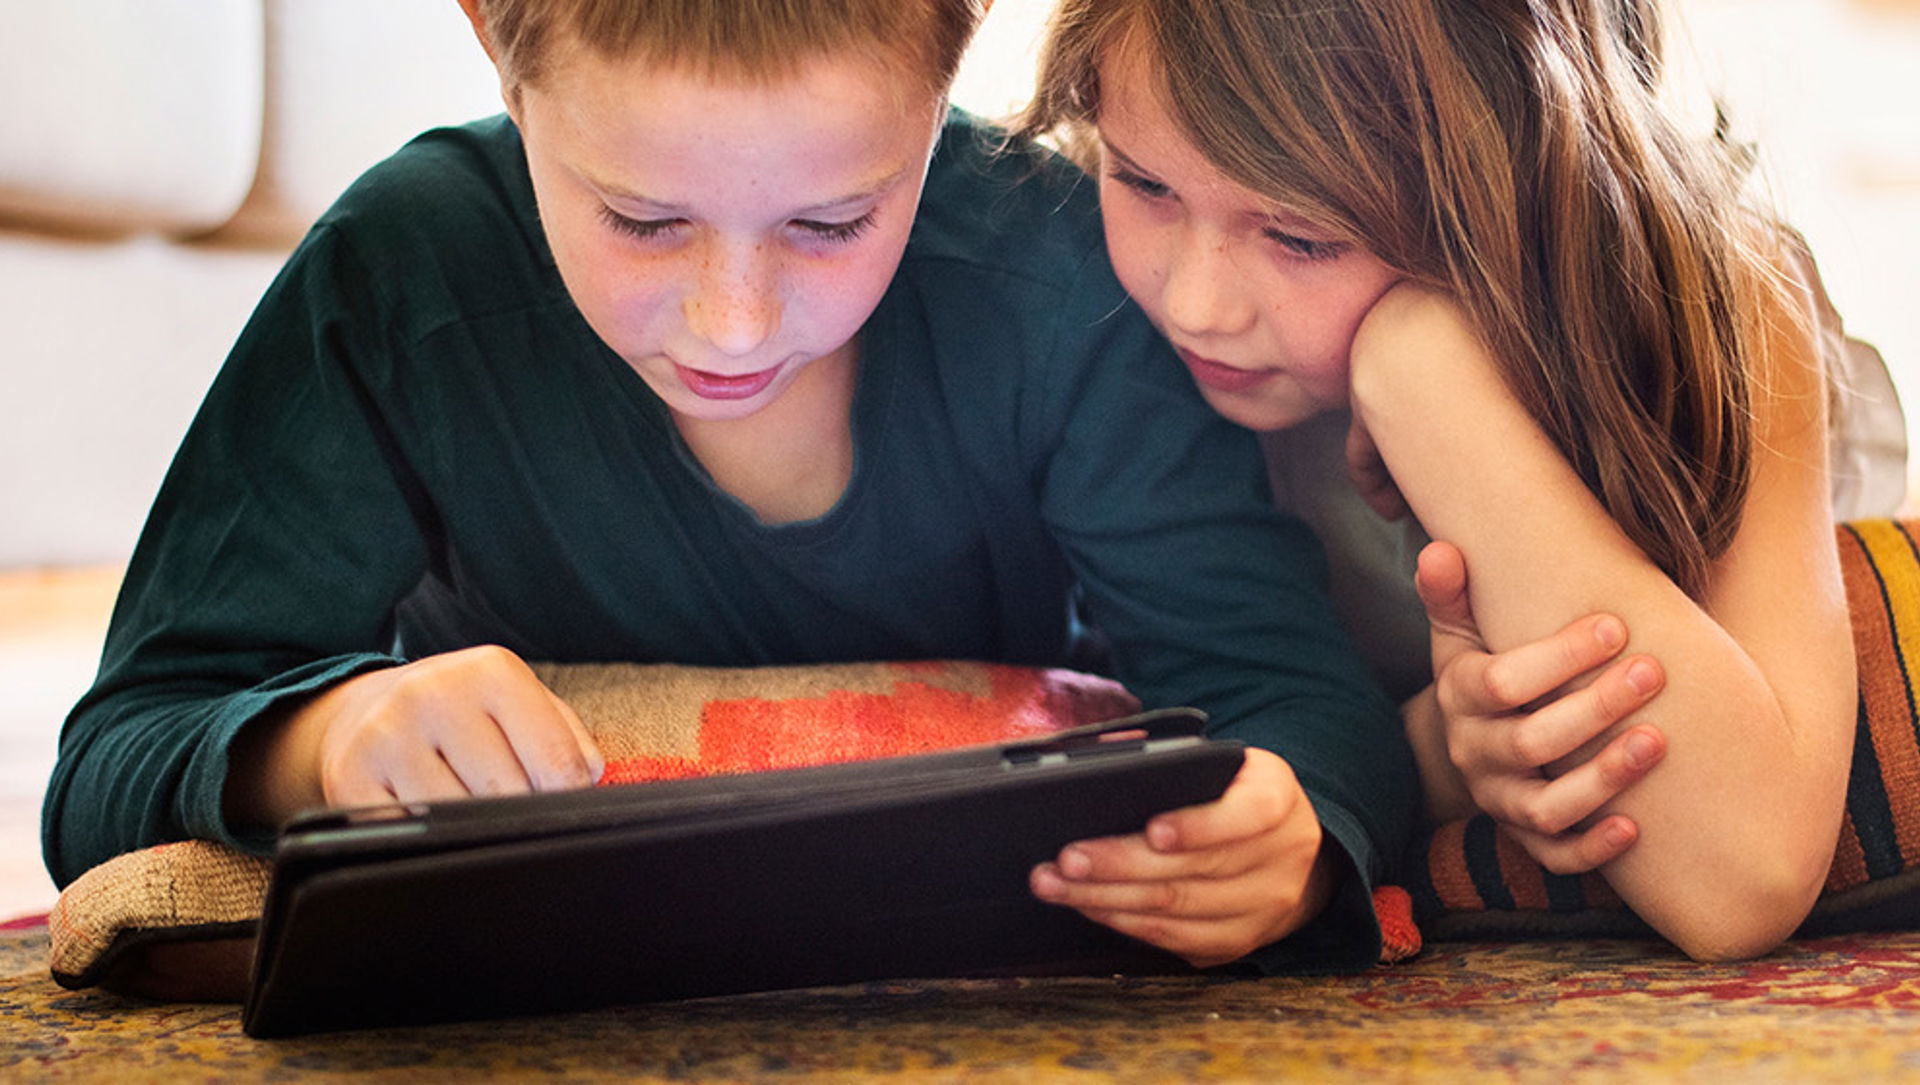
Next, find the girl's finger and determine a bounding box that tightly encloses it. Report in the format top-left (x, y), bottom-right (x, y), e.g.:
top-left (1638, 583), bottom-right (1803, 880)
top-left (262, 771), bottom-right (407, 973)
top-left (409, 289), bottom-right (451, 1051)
top-left (1458, 656), bottom-right (1665, 775)
top-left (1443, 613), bottom-right (1632, 719)
top-left (1506, 815), bottom-right (1641, 876)
top-left (1473, 724), bottom-right (1665, 835)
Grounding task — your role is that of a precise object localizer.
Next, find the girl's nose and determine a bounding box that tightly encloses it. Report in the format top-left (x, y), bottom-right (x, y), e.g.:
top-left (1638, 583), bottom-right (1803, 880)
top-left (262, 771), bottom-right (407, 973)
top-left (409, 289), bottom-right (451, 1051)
top-left (684, 242), bottom-right (780, 356)
top-left (1161, 231), bottom-right (1256, 338)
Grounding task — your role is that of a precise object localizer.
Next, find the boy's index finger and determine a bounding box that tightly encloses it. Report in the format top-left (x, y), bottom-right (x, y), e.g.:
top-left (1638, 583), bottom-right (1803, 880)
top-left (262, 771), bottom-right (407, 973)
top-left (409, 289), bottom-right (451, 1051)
top-left (1148, 749), bottom-right (1306, 853)
top-left (477, 665), bottom-right (602, 792)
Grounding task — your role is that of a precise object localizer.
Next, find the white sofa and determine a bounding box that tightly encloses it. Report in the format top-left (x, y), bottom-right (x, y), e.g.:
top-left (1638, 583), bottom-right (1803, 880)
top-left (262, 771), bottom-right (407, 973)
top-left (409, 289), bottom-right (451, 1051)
top-left (0, 0), bottom-right (504, 568)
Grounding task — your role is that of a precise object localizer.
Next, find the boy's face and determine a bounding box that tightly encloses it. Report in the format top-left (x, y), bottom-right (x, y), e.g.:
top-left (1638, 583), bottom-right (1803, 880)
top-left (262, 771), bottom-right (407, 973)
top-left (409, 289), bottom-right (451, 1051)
top-left (511, 48), bottom-right (943, 423)
top-left (1092, 39), bottom-right (1403, 433)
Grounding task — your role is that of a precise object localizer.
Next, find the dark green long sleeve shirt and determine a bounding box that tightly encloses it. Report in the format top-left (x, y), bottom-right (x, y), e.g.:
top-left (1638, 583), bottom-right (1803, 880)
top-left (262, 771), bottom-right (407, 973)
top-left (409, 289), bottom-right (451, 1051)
top-left (44, 112), bottom-right (1416, 971)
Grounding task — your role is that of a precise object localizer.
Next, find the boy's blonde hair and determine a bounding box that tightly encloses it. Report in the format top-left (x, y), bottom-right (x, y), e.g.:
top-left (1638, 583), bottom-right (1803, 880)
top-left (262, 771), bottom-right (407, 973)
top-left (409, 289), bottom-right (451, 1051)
top-left (1023, 0), bottom-right (1803, 597)
top-left (475, 0), bottom-right (986, 98)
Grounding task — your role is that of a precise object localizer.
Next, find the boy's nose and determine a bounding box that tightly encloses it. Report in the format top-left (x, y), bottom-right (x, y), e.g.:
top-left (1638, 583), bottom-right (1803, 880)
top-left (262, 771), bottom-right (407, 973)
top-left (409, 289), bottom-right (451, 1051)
top-left (1163, 232), bottom-right (1255, 338)
top-left (685, 246), bottom-right (781, 356)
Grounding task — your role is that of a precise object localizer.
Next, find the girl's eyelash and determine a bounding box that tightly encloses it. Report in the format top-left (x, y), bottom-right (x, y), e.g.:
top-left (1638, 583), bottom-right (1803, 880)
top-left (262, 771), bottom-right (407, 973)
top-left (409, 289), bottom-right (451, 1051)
top-left (1263, 228), bottom-right (1348, 262)
top-left (1107, 166), bottom-right (1171, 199)
top-left (1103, 163), bottom-right (1347, 263)
top-left (599, 205), bottom-right (681, 240)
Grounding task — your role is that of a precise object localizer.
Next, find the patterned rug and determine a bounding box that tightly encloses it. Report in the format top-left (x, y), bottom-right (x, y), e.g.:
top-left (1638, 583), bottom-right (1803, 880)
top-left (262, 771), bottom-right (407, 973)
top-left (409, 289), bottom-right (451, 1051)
top-left (7, 915), bottom-right (1920, 1082)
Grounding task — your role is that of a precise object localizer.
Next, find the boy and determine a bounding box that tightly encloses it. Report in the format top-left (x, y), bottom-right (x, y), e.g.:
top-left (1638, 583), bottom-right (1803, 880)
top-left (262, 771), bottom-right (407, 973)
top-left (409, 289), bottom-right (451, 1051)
top-left (43, 0), bottom-right (1414, 972)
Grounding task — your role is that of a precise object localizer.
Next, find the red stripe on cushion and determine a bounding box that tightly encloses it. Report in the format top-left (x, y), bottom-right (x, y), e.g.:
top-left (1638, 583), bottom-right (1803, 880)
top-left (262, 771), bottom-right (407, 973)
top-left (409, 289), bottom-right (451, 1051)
top-left (1427, 820), bottom-right (1486, 911)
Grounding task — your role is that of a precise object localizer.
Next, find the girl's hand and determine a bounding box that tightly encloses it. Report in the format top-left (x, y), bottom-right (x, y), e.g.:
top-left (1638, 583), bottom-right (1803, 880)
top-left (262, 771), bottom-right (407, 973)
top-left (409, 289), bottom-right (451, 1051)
top-left (1028, 748), bottom-right (1331, 968)
top-left (1413, 540), bottom-right (1668, 873)
top-left (225, 644), bottom-right (605, 828)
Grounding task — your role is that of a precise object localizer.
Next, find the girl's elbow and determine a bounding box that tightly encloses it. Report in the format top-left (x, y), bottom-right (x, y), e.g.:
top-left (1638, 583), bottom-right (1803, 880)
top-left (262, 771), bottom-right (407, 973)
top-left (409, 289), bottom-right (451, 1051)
top-left (1650, 855), bottom-right (1830, 962)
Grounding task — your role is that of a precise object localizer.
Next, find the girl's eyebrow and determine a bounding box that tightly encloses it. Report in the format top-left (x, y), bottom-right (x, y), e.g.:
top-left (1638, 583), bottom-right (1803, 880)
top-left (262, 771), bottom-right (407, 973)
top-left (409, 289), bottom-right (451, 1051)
top-left (1098, 137), bottom-right (1154, 178)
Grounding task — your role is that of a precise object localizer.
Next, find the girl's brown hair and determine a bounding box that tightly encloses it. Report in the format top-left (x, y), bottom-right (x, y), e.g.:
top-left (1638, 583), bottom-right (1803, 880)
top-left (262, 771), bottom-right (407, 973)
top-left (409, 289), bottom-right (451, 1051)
top-left (475, 0), bottom-right (986, 98)
top-left (1023, 0), bottom-right (1805, 596)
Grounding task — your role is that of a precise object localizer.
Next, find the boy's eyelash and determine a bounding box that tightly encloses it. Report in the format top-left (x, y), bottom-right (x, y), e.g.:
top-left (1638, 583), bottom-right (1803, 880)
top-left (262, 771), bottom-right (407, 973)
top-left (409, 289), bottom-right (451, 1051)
top-left (599, 205), bottom-right (875, 245)
top-left (599, 205), bottom-right (681, 240)
top-left (793, 212), bottom-right (876, 244)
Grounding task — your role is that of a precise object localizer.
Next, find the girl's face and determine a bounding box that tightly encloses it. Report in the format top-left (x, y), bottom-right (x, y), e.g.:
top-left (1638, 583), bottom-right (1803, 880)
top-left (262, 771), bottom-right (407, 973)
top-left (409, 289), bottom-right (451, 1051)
top-left (512, 48), bottom-right (943, 423)
top-left (1093, 43), bottom-right (1403, 432)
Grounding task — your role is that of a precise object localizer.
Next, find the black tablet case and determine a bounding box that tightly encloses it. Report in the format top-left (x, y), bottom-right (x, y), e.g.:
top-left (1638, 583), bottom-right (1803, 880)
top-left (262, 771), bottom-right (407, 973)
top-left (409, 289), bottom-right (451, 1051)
top-left (243, 708), bottom-right (1243, 1036)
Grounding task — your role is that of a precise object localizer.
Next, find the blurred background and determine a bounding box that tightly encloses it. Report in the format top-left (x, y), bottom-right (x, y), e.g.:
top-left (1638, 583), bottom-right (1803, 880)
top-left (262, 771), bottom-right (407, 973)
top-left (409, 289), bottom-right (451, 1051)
top-left (1, 0), bottom-right (1916, 916)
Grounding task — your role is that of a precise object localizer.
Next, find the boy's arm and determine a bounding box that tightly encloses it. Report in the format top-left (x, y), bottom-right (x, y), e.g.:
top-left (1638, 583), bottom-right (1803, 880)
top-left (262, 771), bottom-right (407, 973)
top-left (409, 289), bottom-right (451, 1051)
top-left (1028, 270), bottom-right (1418, 972)
top-left (45, 226), bottom-right (426, 885)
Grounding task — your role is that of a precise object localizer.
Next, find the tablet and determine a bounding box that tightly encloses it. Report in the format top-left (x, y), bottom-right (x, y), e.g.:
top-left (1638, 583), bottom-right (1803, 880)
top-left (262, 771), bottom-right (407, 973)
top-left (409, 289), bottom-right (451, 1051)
top-left (243, 708), bottom-right (1243, 1036)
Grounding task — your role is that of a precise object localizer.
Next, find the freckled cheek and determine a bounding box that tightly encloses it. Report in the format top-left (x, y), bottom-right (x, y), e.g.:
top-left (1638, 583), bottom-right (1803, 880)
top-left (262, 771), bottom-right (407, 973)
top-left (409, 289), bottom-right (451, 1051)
top-left (560, 244), bottom-right (682, 349)
top-left (798, 240), bottom-right (910, 346)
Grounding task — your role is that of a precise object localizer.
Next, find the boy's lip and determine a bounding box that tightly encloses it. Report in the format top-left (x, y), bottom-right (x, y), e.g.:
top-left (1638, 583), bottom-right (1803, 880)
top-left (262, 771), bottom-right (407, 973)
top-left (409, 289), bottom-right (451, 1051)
top-left (1176, 346), bottom-right (1273, 394)
top-left (673, 361), bottom-right (784, 400)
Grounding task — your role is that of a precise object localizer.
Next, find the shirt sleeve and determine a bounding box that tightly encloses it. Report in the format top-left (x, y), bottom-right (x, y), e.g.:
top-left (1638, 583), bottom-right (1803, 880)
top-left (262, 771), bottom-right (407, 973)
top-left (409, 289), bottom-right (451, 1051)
top-left (42, 224), bottom-right (431, 887)
top-left (1029, 250), bottom-right (1419, 973)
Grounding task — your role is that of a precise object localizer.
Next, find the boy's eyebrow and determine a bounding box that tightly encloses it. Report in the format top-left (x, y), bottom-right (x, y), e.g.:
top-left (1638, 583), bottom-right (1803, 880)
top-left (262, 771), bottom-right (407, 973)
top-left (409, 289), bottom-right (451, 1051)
top-left (587, 165), bottom-right (913, 216)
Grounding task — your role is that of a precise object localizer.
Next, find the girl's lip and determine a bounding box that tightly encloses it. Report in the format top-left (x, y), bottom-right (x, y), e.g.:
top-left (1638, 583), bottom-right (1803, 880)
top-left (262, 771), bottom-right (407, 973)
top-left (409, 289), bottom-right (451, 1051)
top-left (673, 361), bottom-right (784, 401)
top-left (1176, 347), bottom-right (1273, 394)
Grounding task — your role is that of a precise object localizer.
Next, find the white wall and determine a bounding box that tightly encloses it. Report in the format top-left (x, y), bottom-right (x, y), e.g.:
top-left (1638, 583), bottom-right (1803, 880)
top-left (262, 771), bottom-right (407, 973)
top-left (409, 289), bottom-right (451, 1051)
top-left (1677, 0), bottom-right (1920, 504)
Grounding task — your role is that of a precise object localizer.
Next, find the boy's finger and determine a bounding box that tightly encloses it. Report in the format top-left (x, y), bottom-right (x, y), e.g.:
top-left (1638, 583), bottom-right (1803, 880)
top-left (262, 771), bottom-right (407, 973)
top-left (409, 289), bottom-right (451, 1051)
top-left (475, 652), bottom-right (601, 791)
top-left (1048, 834), bottom-right (1205, 883)
top-left (378, 747), bottom-right (475, 806)
top-left (549, 692), bottom-right (606, 783)
top-left (1146, 748), bottom-right (1306, 853)
top-left (1076, 908), bottom-right (1261, 970)
top-left (432, 709), bottom-right (537, 798)
top-left (1030, 864), bottom-right (1258, 921)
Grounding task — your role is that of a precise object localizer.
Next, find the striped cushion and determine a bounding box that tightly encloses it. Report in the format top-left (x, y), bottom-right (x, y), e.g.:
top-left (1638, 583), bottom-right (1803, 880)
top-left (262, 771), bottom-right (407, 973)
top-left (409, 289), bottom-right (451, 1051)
top-left (1407, 519), bottom-right (1920, 939)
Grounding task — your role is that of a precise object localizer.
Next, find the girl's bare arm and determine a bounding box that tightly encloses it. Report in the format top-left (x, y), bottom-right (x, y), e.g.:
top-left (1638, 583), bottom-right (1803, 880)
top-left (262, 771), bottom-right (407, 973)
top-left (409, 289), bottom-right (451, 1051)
top-left (1349, 279), bottom-right (1854, 961)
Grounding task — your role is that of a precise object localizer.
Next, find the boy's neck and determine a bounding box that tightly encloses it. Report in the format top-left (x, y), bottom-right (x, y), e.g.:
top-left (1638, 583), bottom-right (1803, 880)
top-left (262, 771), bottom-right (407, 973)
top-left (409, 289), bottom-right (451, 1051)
top-left (672, 340), bottom-right (860, 525)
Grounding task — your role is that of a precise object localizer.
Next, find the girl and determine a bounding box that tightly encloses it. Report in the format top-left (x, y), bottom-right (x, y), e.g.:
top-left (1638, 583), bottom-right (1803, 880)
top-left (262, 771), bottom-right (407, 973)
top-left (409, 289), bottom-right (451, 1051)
top-left (1019, 0), bottom-right (1906, 959)
top-left (43, 0), bottom-right (1418, 973)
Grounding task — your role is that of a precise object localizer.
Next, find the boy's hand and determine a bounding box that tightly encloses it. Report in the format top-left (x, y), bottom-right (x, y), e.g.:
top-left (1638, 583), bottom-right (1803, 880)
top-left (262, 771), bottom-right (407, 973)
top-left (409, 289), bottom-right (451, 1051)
top-left (1028, 748), bottom-right (1331, 968)
top-left (226, 644), bottom-right (605, 828)
top-left (1414, 540), bottom-right (1667, 873)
